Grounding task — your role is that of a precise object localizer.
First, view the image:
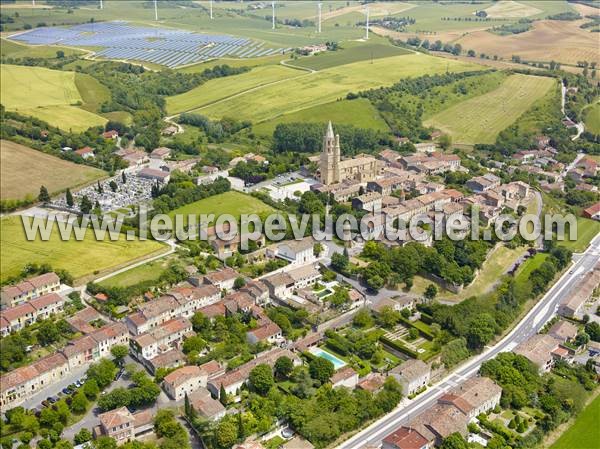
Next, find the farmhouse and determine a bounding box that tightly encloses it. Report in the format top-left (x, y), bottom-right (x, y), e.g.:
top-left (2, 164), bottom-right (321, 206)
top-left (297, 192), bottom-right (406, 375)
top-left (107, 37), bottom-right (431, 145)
top-left (75, 146), bottom-right (94, 159)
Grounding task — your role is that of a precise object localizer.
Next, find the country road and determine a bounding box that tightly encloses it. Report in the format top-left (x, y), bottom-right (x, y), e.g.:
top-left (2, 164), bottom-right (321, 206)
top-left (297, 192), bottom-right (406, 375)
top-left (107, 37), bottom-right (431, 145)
top-left (336, 232), bottom-right (600, 449)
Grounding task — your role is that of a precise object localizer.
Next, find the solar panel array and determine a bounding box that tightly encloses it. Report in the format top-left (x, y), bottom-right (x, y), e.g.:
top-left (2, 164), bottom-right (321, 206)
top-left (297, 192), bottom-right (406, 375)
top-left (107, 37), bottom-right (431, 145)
top-left (9, 21), bottom-right (289, 68)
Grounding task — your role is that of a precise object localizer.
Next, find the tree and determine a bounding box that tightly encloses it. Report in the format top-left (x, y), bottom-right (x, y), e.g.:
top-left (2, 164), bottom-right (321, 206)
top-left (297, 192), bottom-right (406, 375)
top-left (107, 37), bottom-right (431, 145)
top-left (74, 428), bottom-right (92, 445)
top-left (65, 188), bottom-right (74, 207)
top-left (70, 391), bottom-right (88, 414)
top-left (313, 242), bottom-right (324, 257)
top-left (110, 345), bottom-right (129, 365)
top-left (424, 284), bottom-right (438, 301)
top-left (219, 384), bottom-right (228, 406)
top-left (274, 356), bottom-right (294, 380)
top-left (378, 305), bottom-right (400, 329)
top-left (83, 379), bottom-right (100, 400)
top-left (233, 276), bottom-right (246, 290)
top-left (215, 421), bottom-right (238, 449)
top-left (309, 357), bottom-right (335, 384)
top-left (122, 171), bottom-right (127, 184)
top-left (86, 358), bottom-right (117, 389)
top-left (38, 186), bottom-right (50, 203)
top-left (182, 335), bottom-right (207, 354)
top-left (249, 364), bottom-right (274, 395)
top-left (56, 50), bottom-right (65, 58)
top-left (440, 432), bottom-right (468, 449)
top-left (353, 308), bottom-right (374, 328)
top-left (585, 322), bottom-right (600, 342)
top-left (466, 313), bottom-right (497, 349)
top-left (37, 320), bottom-right (60, 345)
top-left (438, 134), bottom-right (452, 151)
top-left (79, 195), bottom-right (92, 214)
top-left (408, 328), bottom-right (419, 340)
top-left (94, 436), bottom-right (118, 449)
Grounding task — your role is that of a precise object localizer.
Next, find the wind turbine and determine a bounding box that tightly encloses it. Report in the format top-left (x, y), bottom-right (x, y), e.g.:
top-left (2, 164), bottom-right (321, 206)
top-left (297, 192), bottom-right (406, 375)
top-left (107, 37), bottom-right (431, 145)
top-left (154, 0), bottom-right (158, 21)
top-left (365, 4), bottom-right (370, 40)
top-left (99, 0), bottom-right (103, 10)
top-left (317, 2), bottom-right (322, 33)
top-left (272, 1), bottom-right (276, 30)
top-left (210, 0), bottom-right (213, 19)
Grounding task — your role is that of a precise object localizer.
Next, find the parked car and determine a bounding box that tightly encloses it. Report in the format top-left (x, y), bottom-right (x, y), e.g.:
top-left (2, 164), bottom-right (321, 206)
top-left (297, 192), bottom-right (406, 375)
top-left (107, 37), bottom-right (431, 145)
top-left (48, 396), bottom-right (58, 404)
top-left (62, 388), bottom-right (72, 395)
top-left (75, 381), bottom-right (82, 388)
top-left (41, 400), bottom-right (50, 407)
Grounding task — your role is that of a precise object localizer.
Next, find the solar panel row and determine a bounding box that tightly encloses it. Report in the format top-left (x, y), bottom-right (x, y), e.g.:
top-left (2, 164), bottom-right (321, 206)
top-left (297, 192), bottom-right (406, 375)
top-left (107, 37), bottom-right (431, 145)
top-left (8, 21), bottom-right (287, 68)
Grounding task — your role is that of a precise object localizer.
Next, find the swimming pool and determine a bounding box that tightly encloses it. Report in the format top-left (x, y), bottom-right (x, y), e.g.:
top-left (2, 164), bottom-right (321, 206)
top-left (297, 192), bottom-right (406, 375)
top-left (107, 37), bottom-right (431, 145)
top-left (309, 347), bottom-right (346, 370)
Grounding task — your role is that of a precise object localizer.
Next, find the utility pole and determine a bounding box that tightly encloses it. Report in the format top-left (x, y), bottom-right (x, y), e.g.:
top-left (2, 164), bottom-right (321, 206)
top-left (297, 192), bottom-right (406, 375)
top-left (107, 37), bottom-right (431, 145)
top-left (317, 2), bottom-right (322, 33)
top-left (210, 0), bottom-right (213, 19)
top-left (272, 1), bottom-right (276, 30)
top-left (154, 0), bottom-right (158, 21)
top-left (365, 5), bottom-right (369, 40)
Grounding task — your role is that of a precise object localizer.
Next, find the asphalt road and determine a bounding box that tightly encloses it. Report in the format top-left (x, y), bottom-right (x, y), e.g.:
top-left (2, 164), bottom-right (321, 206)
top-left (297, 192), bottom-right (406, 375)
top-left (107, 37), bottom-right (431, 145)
top-left (337, 233), bottom-right (600, 449)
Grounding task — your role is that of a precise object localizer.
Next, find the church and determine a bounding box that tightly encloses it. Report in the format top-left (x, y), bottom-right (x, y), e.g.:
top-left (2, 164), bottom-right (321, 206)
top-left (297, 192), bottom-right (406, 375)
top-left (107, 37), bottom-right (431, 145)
top-left (319, 122), bottom-right (380, 185)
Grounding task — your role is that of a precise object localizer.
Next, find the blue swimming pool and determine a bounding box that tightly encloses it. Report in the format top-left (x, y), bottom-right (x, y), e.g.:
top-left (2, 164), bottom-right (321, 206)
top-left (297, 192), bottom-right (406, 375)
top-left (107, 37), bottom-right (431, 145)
top-left (309, 347), bottom-right (346, 370)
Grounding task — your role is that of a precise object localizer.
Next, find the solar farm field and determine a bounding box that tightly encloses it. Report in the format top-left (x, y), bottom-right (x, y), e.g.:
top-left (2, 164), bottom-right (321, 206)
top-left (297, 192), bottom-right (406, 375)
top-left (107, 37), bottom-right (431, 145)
top-left (0, 140), bottom-right (106, 201)
top-left (424, 74), bottom-right (557, 145)
top-left (166, 65), bottom-right (301, 114)
top-left (190, 54), bottom-right (483, 122)
top-left (253, 98), bottom-right (389, 136)
top-left (1, 64), bottom-right (107, 132)
top-left (0, 216), bottom-right (168, 284)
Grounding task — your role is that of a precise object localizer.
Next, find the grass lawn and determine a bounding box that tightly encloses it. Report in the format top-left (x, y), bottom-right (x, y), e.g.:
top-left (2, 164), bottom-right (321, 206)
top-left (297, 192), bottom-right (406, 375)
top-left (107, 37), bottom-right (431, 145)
top-left (166, 65), bottom-right (301, 115)
top-left (1, 64), bottom-right (107, 131)
top-left (424, 74), bottom-right (556, 144)
top-left (0, 216), bottom-right (167, 284)
top-left (252, 98), bottom-right (389, 136)
top-left (583, 102), bottom-right (600, 135)
top-left (514, 253), bottom-right (549, 290)
top-left (167, 191), bottom-right (275, 223)
top-left (99, 257), bottom-right (173, 288)
top-left (197, 54), bottom-right (482, 122)
top-left (559, 217), bottom-right (600, 253)
top-left (550, 394), bottom-right (600, 449)
top-left (0, 140), bottom-right (106, 201)
top-left (291, 41), bottom-right (411, 71)
top-left (409, 245), bottom-right (525, 302)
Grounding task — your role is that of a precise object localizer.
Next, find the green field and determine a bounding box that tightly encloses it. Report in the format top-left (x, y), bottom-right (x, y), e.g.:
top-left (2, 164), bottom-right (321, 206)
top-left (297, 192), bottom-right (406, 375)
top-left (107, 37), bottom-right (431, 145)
top-left (0, 216), bottom-right (167, 284)
top-left (583, 103), bottom-right (600, 135)
top-left (292, 42), bottom-right (411, 71)
top-left (193, 54), bottom-right (482, 122)
top-left (425, 74), bottom-right (556, 144)
top-left (168, 191), bottom-right (275, 223)
top-left (253, 98), bottom-right (389, 136)
top-left (550, 394), bottom-right (600, 449)
top-left (98, 257), bottom-right (172, 288)
top-left (560, 217), bottom-right (600, 253)
top-left (1, 64), bottom-right (107, 132)
top-left (74, 72), bottom-right (111, 112)
top-left (514, 253), bottom-right (549, 290)
top-left (0, 38), bottom-right (85, 59)
top-left (167, 65), bottom-right (301, 115)
top-left (0, 140), bottom-right (106, 201)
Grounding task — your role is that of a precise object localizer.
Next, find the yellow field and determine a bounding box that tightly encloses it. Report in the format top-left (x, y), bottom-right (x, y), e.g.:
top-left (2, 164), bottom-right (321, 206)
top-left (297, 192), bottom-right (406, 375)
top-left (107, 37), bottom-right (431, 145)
top-left (0, 216), bottom-right (168, 284)
top-left (320, 1), bottom-right (416, 21)
top-left (193, 54), bottom-right (482, 122)
top-left (456, 19), bottom-right (600, 65)
top-left (483, 1), bottom-right (542, 18)
top-left (0, 140), bottom-right (106, 200)
top-left (1, 64), bottom-right (107, 131)
top-left (166, 65), bottom-right (301, 115)
top-left (425, 74), bottom-right (556, 144)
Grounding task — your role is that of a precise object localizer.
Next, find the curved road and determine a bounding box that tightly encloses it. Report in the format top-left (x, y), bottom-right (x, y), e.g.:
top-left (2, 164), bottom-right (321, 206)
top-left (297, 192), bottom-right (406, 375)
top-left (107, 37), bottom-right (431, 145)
top-left (337, 233), bottom-right (600, 449)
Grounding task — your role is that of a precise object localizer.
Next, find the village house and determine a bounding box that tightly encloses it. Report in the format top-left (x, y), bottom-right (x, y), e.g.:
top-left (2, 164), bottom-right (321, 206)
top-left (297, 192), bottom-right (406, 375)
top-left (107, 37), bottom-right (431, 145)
top-left (414, 142), bottom-right (437, 153)
top-left (514, 334), bottom-right (562, 373)
top-left (389, 359), bottom-right (431, 396)
top-left (558, 263), bottom-right (600, 318)
top-left (75, 146), bottom-right (94, 159)
top-left (583, 202), bottom-right (600, 220)
top-left (150, 147), bottom-right (171, 160)
top-left (0, 293), bottom-right (66, 336)
top-left (102, 129), bottom-right (119, 139)
top-left (1, 272), bottom-right (61, 308)
top-left (465, 173), bottom-right (501, 193)
top-left (273, 237), bottom-right (317, 265)
top-left (240, 280), bottom-right (270, 305)
top-left (379, 149), bottom-right (402, 164)
top-left (246, 320), bottom-right (283, 345)
top-left (372, 296), bottom-right (415, 315)
top-left (263, 272), bottom-right (296, 300)
top-left (437, 376), bottom-right (502, 421)
top-left (382, 426), bottom-right (434, 449)
top-left (548, 320), bottom-right (579, 344)
top-left (137, 167), bottom-right (171, 183)
top-left (163, 365), bottom-right (208, 401)
top-left (125, 295), bottom-right (181, 335)
top-left (331, 366), bottom-right (359, 389)
top-left (147, 348), bottom-right (186, 374)
top-left (94, 407), bottom-right (153, 444)
top-left (288, 264), bottom-right (322, 290)
top-left (352, 192), bottom-right (383, 212)
top-left (188, 388), bottom-right (226, 421)
top-left (130, 317), bottom-right (193, 362)
top-left (203, 267), bottom-right (240, 291)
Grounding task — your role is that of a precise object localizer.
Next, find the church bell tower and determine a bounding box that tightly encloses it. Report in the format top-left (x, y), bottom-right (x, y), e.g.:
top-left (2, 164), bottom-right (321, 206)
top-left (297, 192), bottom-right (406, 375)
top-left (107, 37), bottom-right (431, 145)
top-left (320, 121), bottom-right (340, 185)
